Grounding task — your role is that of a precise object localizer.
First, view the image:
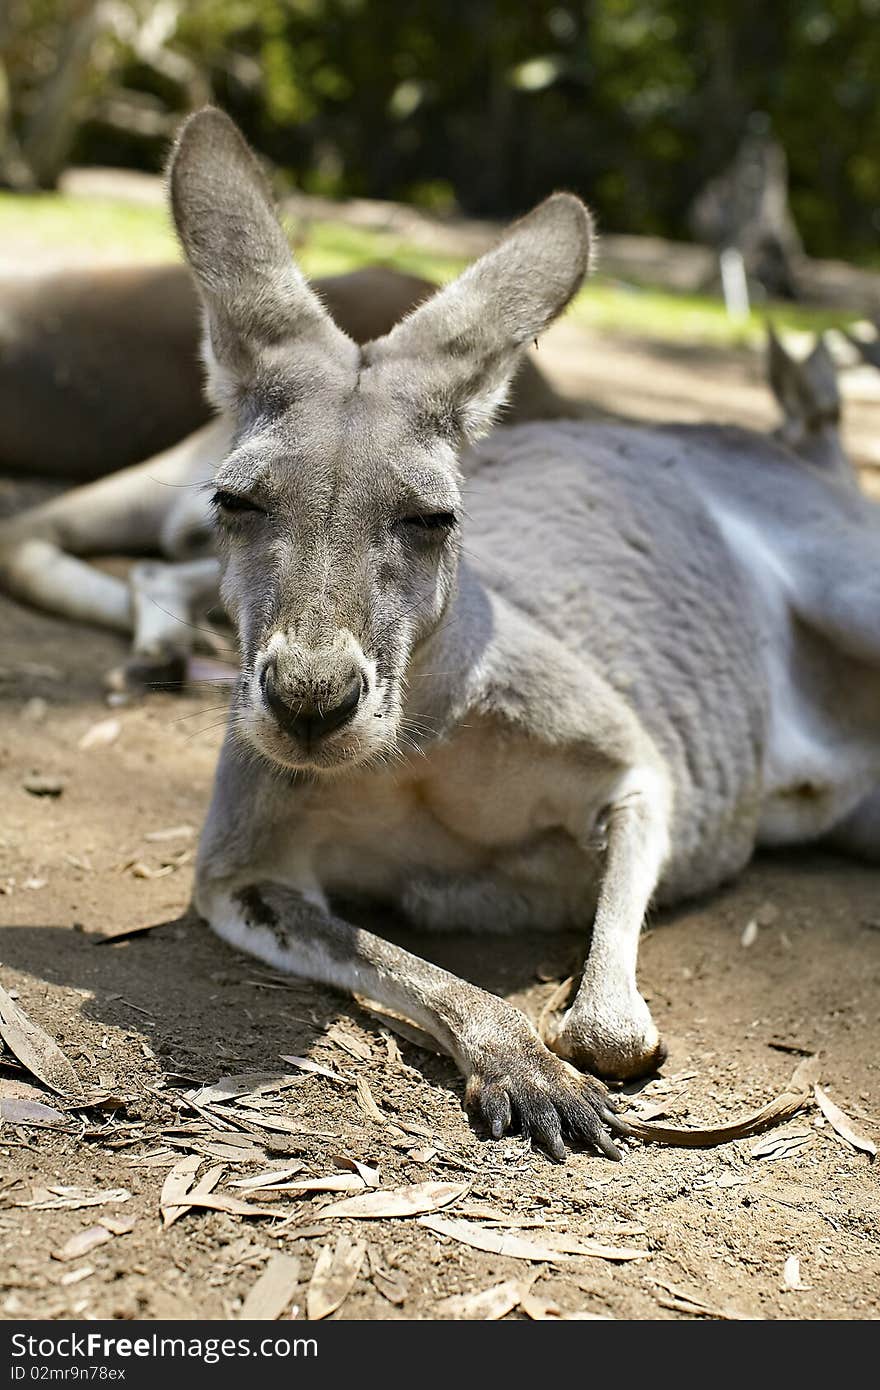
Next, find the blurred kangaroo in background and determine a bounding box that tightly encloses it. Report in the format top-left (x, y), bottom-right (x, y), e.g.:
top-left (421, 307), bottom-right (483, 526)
top-left (141, 109), bottom-right (880, 1161)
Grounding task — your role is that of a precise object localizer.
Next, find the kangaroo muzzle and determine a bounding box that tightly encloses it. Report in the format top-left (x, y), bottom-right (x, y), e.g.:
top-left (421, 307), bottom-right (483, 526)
top-left (261, 659), bottom-right (364, 746)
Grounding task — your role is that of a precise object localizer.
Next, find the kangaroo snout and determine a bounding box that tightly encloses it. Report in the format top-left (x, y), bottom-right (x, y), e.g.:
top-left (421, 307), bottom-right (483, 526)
top-left (261, 659), bottom-right (364, 745)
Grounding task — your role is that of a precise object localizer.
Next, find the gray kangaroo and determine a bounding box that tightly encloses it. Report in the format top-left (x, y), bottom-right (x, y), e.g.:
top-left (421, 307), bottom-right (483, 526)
top-left (158, 110), bottom-right (880, 1162)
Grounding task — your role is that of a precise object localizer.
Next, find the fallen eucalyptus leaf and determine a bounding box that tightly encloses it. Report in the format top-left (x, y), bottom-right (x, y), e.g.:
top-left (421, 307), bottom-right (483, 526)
top-left (0, 1097), bottom-right (73, 1129)
top-left (0, 983), bottom-right (83, 1098)
top-left (78, 718), bottom-right (121, 750)
top-left (316, 1181), bottom-right (467, 1221)
top-left (306, 1236), bottom-right (365, 1320)
top-left (435, 1280), bottom-right (528, 1320)
top-left (622, 1056), bottom-right (818, 1148)
top-left (240, 1254), bottom-right (301, 1320)
top-left (813, 1085), bottom-right (876, 1160)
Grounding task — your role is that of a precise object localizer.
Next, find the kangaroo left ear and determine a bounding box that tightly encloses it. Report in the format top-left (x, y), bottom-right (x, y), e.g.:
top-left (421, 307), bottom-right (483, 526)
top-left (367, 194), bottom-right (593, 440)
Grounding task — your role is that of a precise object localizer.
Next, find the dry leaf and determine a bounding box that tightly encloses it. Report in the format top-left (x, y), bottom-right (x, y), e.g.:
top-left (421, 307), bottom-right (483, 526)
top-left (278, 1055), bottom-right (347, 1083)
top-left (623, 1056), bottom-right (818, 1149)
top-left (144, 825), bottom-right (194, 843)
top-left (223, 1109), bottom-right (305, 1135)
top-left (160, 1154), bottom-right (202, 1228)
top-left (240, 1255), bottom-right (301, 1320)
top-left (408, 1146), bottom-right (438, 1165)
top-left (814, 1085), bottom-right (877, 1160)
top-left (324, 1023), bottom-right (372, 1062)
top-left (420, 1217), bottom-right (649, 1264)
top-left (333, 1156), bottom-right (381, 1188)
top-left (0, 1097), bottom-right (73, 1129)
top-left (751, 1127), bottom-right (812, 1160)
top-left (0, 983), bottom-right (83, 1097)
top-left (420, 1217), bottom-right (571, 1263)
top-left (78, 718), bottom-right (121, 750)
top-left (161, 1162), bottom-right (227, 1227)
top-left (130, 861), bottom-right (175, 880)
top-left (195, 1141), bottom-right (267, 1164)
top-left (316, 1181), bottom-right (467, 1221)
top-left (189, 1073), bottom-right (299, 1106)
top-left (51, 1218), bottom-right (134, 1263)
top-left (368, 1250), bottom-right (408, 1307)
top-left (230, 1166), bottom-right (304, 1190)
top-left (520, 1290), bottom-right (562, 1320)
top-left (354, 1077), bottom-right (384, 1125)
top-left (651, 1279), bottom-right (754, 1320)
top-left (306, 1236), bottom-right (365, 1320)
top-left (177, 1193), bottom-right (281, 1219)
top-left (436, 1280), bottom-right (527, 1320)
top-left (371, 1270), bottom-right (407, 1306)
top-left (51, 1227), bottom-right (114, 1263)
top-left (100, 1216), bottom-right (136, 1237)
top-left (255, 1175), bottom-right (366, 1195)
top-left (22, 1186), bottom-right (131, 1211)
top-left (353, 997), bottom-right (447, 1056)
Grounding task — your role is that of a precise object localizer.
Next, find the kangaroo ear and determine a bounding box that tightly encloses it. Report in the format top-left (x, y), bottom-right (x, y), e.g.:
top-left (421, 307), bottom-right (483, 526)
top-left (767, 324), bottom-right (798, 414)
top-left (803, 335), bottom-right (840, 420)
top-left (768, 326), bottom-right (840, 430)
top-left (168, 108), bottom-right (352, 412)
top-left (368, 194), bottom-right (593, 440)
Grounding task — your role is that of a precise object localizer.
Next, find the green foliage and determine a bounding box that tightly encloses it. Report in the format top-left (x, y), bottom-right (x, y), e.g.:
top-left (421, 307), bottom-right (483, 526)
top-left (4, 1), bottom-right (880, 258)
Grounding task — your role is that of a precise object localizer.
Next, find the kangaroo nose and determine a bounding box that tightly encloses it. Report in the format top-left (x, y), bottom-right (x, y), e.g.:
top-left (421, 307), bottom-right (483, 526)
top-left (261, 663), bottom-right (363, 743)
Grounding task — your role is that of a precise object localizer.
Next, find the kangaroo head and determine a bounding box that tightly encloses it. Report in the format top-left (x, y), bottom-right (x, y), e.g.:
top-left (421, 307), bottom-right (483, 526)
top-left (169, 108), bottom-right (592, 774)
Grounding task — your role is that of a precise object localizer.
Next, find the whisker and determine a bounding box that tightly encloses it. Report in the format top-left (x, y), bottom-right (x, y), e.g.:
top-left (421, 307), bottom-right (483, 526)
top-left (167, 702), bottom-right (233, 725)
top-left (140, 596), bottom-right (235, 646)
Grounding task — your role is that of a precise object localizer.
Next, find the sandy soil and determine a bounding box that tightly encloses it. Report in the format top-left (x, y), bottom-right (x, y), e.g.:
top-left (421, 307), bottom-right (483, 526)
top-left (1, 309), bottom-right (879, 1322)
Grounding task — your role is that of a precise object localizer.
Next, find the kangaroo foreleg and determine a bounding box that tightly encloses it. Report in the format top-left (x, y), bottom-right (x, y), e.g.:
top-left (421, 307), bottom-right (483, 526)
top-left (197, 875), bottom-right (629, 1161)
top-left (549, 765), bottom-right (672, 1080)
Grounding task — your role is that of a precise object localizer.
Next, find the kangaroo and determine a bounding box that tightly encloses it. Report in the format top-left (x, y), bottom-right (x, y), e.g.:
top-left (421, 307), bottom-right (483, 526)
top-left (142, 109), bottom-right (880, 1162)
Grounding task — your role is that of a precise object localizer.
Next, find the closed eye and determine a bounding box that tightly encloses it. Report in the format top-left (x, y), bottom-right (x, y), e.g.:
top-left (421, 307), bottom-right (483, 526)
top-left (396, 512), bottom-right (458, 533)
top-left (212, 490), bottom-right (264, 516)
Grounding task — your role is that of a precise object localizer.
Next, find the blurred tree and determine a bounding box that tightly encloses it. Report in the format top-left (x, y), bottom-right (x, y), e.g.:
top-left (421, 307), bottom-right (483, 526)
top-left (2, 0), bottom-right (879, 260)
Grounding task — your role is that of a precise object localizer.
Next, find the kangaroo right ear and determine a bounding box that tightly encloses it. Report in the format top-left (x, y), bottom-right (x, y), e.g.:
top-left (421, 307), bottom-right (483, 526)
top-left (767, 323), bottom-right (798, 415)
top-left (368, 193), bottom-right (593, 441)
top-left (168, 108), bottom-right (352, 412)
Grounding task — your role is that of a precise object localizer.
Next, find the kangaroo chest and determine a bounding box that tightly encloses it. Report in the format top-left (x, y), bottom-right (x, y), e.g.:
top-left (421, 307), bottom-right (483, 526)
top-left (278, 717), bottom-right (617, 915)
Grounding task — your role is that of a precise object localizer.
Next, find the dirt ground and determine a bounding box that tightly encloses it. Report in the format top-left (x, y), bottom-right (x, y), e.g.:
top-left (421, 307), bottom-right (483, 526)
top-left (1, 295), bottom-right (879, 1321)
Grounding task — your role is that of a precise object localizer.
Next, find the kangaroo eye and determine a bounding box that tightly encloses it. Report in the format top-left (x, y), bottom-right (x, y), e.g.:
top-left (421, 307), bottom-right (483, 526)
top-left (212, 490), bottom-right (263, 516)
top-left (398, 512), bottom-right (457, 533)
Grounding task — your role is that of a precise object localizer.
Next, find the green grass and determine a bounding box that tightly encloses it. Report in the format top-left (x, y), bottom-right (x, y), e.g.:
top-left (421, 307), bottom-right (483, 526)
top-left (0, 190), bottom-right (859, 347)
top-left (0, 192), bottom-right (180, 262)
